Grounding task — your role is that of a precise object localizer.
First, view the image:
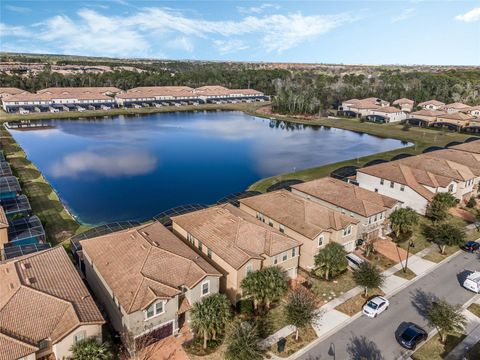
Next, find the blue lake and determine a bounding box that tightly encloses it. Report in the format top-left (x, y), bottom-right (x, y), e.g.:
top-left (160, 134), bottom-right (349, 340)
top-left (10, 111), bottom-right (411, 224)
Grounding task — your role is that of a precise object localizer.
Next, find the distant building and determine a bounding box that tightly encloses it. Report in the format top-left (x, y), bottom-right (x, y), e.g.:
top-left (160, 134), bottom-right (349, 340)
top-left (80, 221), bottom-right (221, 351)
top-left (467, 105), bottom-right (480, 117)
top-left (239, 189), bottom-right (359, 269)
top-left (392, 98), bottom-right (415, 112)
top-left (171, 203), bottom-right (301, 303)
top-left (434, 112), bottom-right (476, 131)
top-left (0, 247), bottom-right (104, 360)
top-left (440, 102), bottom-right (472, 114)
top-left (291, 177), bottom-right (401, 241)
top-left (340, 98), bottom-right (390, 118)
top-left (0, 206), bottom-right (8, 249)
top-left (418, 100), bottom-right (445, 111)
top-left (406, 109), bottom-right (447, 127)
top-left (365, 106), bottom-right (407, 123)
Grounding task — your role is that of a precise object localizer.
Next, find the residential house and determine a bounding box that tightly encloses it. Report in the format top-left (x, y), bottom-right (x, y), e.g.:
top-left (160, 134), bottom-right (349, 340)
top-left (467, 106), bottom-right (480, 117)
top-left (406, 109), bottom-right (447, 127)
top-left (356, 161), bottom-right (457, 214)
top-left (0, 247), bottom-right (104, 360)
top-left (393, 98), bottom-right (415, 112)
top-left (434, 112), bottom-right (475, 130)
top-left (440, 102), bottom-right (472, 114)
top-left (0, 206), bottom-right (8, 249)
top-left (291, 177), bottom-right (400, 241)
top-left (171, 203), bottom-right (301, 303)
top-left (365, 106), bottom-right (407, 123)
top-left (0, 87), bottom-right (29, 101)
top-left (418, 100), bottom-right (445, 110)
top-left (451, 141), bottom-right (480, 154)
top-left (340, 98), bottom-right (389, 118)
top-left (239, 189), bottom-right (359, 270)
top-left (80, 221), bottom-right (221, 350)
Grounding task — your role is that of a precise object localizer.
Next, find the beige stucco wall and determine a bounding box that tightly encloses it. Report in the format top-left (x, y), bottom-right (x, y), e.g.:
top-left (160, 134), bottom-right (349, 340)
top-left (0, 227), bottom-right (8, 249)
top-left (52, 324), bottom-right (103, 359)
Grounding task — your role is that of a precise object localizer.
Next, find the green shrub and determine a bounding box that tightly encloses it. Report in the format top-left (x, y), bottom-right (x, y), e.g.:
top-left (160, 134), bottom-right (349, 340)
top-left (238, 299), bottom-right (254, 315)
top-left (466, 196), bottom-right (477, 208)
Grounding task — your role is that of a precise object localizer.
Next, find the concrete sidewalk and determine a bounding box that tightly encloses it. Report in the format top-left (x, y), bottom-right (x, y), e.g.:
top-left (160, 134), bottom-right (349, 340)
top-left (444, 304), bottom-right (480, 360)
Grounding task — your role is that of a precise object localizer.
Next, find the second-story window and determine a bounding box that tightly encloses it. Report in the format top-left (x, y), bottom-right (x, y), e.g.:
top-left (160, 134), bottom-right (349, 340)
top-left (201, 281), bottom-right (210, 297)
top-left (292, 247), bottom-right (296, 257)
top-left (380, 178), bottom-right (384, 185)
top-left (390, 181), bottom-right (395, 189)
top-left (246, 263), bottom-right (253, 275)
top-left (318, 235), bottom-right (324, 247)
top-left (282, 251), bottom-right (288, 262)
top-left (400, 184), bottom-right (405, 192)
top-left (343, 225), bottom-right (352, 237)
top-left (279, 224), bottom-right (285, 233)
top-left (198, 241), bottom-right (203, 252)
top-left (145, 300), bottom-right (165, 320)
top-left (207, 247), bottom-right (212, 259)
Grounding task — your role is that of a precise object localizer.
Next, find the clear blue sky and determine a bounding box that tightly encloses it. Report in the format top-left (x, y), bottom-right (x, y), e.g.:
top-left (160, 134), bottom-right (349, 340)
top-left (1, 0), bottom-right (479, 65)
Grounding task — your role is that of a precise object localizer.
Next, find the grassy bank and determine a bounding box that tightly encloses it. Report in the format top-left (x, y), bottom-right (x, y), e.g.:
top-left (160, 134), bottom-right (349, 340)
top-left (0, 102), bottom-right (266, 122)
top-left (1, 127), bottom-right (87, 244)
top-left (249, 108), bottom-right (472, 192)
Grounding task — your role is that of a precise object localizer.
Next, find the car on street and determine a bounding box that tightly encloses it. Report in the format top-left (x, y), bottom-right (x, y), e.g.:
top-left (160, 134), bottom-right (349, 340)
top-left (362, 296), bottom-right (389, 318)
top-left (463, 271), bottom-right (480, 293)
top-left (461, 241), bottom-right (480, 253)
top-left (396, 323), bottom-right (427, 350)
top-left (346, 253), bottom-right (365, 270)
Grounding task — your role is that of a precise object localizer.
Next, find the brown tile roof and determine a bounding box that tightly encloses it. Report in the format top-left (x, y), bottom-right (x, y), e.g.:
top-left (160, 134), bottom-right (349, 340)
top-left (291, 177), bottom-right (399, 217)
top-left (81, 221), bottom-right (220, 314)
top-left (436, 112), bottom-right (475, 122)
top-left (451, 141), bottom-right (480, 154)
top-left (0, 247), bottom-right (104, 354)
top-left (37, 87), bottom-right (120, 95)
top-left (410, 109), bottom-right (447, 118)
top-left (0, 333), bottom-right (37, 360)
top-left (418, 100), bottom-right (445, 107)
top-left (393, 98), bottom-right (414, 106)
top-left (177, 297), bottom-right (192, 315)
top-left (240, 190), bottom-right (359, 238)
top-left (172, 204), bottom-right (301, 269)
top-left (440, 102), bottom-right (472, 110)
top-left (0, 88), bottom-right (29, 98)
top-left (398, 154), bottom-right (475, 181)
top-left (370, 106), bottom-right (403, 114)
top-left (358, 162), bottom-right (453, 200)
top-left (0, 206), bottom-right (8, 229)
top-left (423, 149), bottom-right (480, 176)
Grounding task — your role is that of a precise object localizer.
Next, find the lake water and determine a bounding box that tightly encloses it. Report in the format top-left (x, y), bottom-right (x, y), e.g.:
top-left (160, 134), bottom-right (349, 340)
top-left (10, 111), bottom-right (410, 224)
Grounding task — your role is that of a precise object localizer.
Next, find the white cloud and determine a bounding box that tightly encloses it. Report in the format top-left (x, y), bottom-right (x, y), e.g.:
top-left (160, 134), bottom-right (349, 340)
top-left (238, 3), bottom-right (280, 15)
top-left (213, 39), bottom-right (249, 54)
top-left (0, 23), bottom-right (31, 37)
top-left (455, 8), bottom-right (480, 23)
top-left (3, 7), bottom-right (356, 56)
top-left (391, 8), bottom-right (416, 23)
top-left (5, 5), bottom-right (31, 13)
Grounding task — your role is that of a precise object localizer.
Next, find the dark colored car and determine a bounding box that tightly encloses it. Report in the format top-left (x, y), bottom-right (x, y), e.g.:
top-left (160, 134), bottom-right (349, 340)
top-left (397, 324), bottom-right (427, 350)
top-left (461, 241), bottom-right (480, 253)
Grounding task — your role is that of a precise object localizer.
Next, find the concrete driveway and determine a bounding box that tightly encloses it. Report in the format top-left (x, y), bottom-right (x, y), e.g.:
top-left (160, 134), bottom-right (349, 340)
top-left (296, 251), bottom-right (480, 360)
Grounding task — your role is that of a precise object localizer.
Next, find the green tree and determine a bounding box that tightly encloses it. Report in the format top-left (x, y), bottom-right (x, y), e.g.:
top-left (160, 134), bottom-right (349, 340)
top-left (466, 196), bottom-right (477, 208)
top-left (353, 262), bottom-right (385, 297)
top-left (424, 222), bottom-right (466, 254)
top-left (284, 287), bottom-right (317, 341)
top-left (426, 299), bottom-right (466, 343)
top-left (389, 207), bottom-right (419, 272)
top-left (70, 338), bottom-right (113, 360)
top-left (241, 266), bottom-right (288, 311)
top-left (314, 242), bottom-right (348, 280)
top-left (190, 293), bottom-right (232, 349)
top-left (225, 320), bottom-right (263, 360)
top-left (427, 193), bottom-right (457, 221)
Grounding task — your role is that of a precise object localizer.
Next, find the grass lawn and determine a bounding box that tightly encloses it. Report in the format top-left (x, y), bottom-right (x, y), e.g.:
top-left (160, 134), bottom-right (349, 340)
top-left (300, 269), bottom-right (357, 305)
top-left (258, 303), bottom-right (290, 337)
top-left (411, 333), bottom-right (466, 360)
top-left (249, 108), bottom-right (471, 192)
top-left (335, 289), bottom-right (385, 317)
top-left (394, 267), bottom-right (417, 280)
top-left (363, 251), bottom-right (398, 271)
top-left (422, 245), bottom-right (459, 263)
top-left (467, 303), bottom-right (480, 318)
top-left (1, 128), bottom-right (82, 244)
top-left (269, 326), bottom-right (317, 358)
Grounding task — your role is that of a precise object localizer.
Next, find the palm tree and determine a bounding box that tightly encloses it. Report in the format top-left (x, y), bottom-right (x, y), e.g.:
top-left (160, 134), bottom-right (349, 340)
top-left (353, 262), bottom-right (385, 297)
top-left (389, 207), bottom-right (418, 272)
top-left (427, 192), bottom-right (457, 221)
top-left (241, 266), bottom-right (288, 311)
top-left (190, 293), bottom-right (232, 349)
top-left (314, 242), bottom-right (348, 280)
top-left (225, 320), bottom-right (263, 360)
top-left (70, 338), bottom-right (113, 360)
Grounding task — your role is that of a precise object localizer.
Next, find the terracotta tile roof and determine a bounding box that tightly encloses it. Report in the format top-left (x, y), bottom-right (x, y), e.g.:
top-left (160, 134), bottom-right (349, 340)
top-left (436, 112), bottom-right (475, 122)
top-left (0, 247), bottom-right (104, 354)
top-left (116, 86), bottom-right (196, 99)
top-left (398, 154), bottom-right (475, 181)
top-left (418, 100), bottom-right (445, 107)
top-left (424, 149), bottom-right (480, 176)
top-left (393, 98), bottom-right (414, 106)
top-left (358, 162), bottom-right (453, 200)
top-left (291, 177), bottom-right (399, 217)
top-left (451, 141), bottom-right (480, 154)
top-left (0, 206), bottom-right (8, 229)
top-left (409, 109), bottom-right (447, 117)
top-left (177, 297), bottom-right (192, 315)
top-left (240, 190), bottom-right (358, 239)
top-left (0, 88), bottom-right (29, 98)
top-left (5, 88), bottom-right (116, 102)
top-left (172, 204), bottom-right (301, 269)
top-left (440, 102), bottom-right (472, 110)
top-left (81, 221), bottom-right (221, 314)
top-left (0, 333), bottom-right (37, 360)
top-left (370, 106), bottom-right (403, 114)
top-left (37, 87), bottom-right (120, 95)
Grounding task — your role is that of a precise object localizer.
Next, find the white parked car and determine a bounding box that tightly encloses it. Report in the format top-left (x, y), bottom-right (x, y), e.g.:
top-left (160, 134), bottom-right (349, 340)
top-left (463, 271), bottom-right (480, 293)
top-left (346, 253), bottom-right (365, 270)
top-left (362, 296), bottom-right (389, 318)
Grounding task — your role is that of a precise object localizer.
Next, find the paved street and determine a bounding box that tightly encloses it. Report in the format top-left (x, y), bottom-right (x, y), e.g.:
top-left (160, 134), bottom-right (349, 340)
top-left (297, 251), bottom-right (480, 360)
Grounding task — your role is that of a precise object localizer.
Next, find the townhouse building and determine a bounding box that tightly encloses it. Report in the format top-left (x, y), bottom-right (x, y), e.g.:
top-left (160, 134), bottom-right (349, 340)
top-left (392, 98), bottom-right (414, 112)
top-left (440, 102), bottom-right (472, 114)
top-left (291, 177), bottom-right (401, 241)
top-left (80, 221), bottom-right (221, 351)
top-left (365, 106), bottom-right (407, 123)
top-left (418, 100), bottom-right (445, 110)
top-left (171, 203), bottom-right (301, 303)
top-left (239, 189), bottom-right (359, 270)
top-left (406, 109), bottom-right (447, 127)
top-left (0, 247), bottom-right (104, 360)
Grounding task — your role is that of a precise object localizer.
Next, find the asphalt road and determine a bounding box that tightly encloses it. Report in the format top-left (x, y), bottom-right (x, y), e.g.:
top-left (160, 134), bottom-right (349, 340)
top-left (297, 251), bottom-right (480, 360)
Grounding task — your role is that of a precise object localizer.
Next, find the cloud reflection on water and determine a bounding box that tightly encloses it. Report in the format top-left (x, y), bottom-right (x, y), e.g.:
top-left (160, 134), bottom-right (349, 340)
top-left (50, 147), bottom-right (158, 178)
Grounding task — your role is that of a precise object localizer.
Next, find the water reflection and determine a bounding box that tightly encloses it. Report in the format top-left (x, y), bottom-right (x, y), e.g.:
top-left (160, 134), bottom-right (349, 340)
top-left (50, 147), bottom-right (158, 178)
